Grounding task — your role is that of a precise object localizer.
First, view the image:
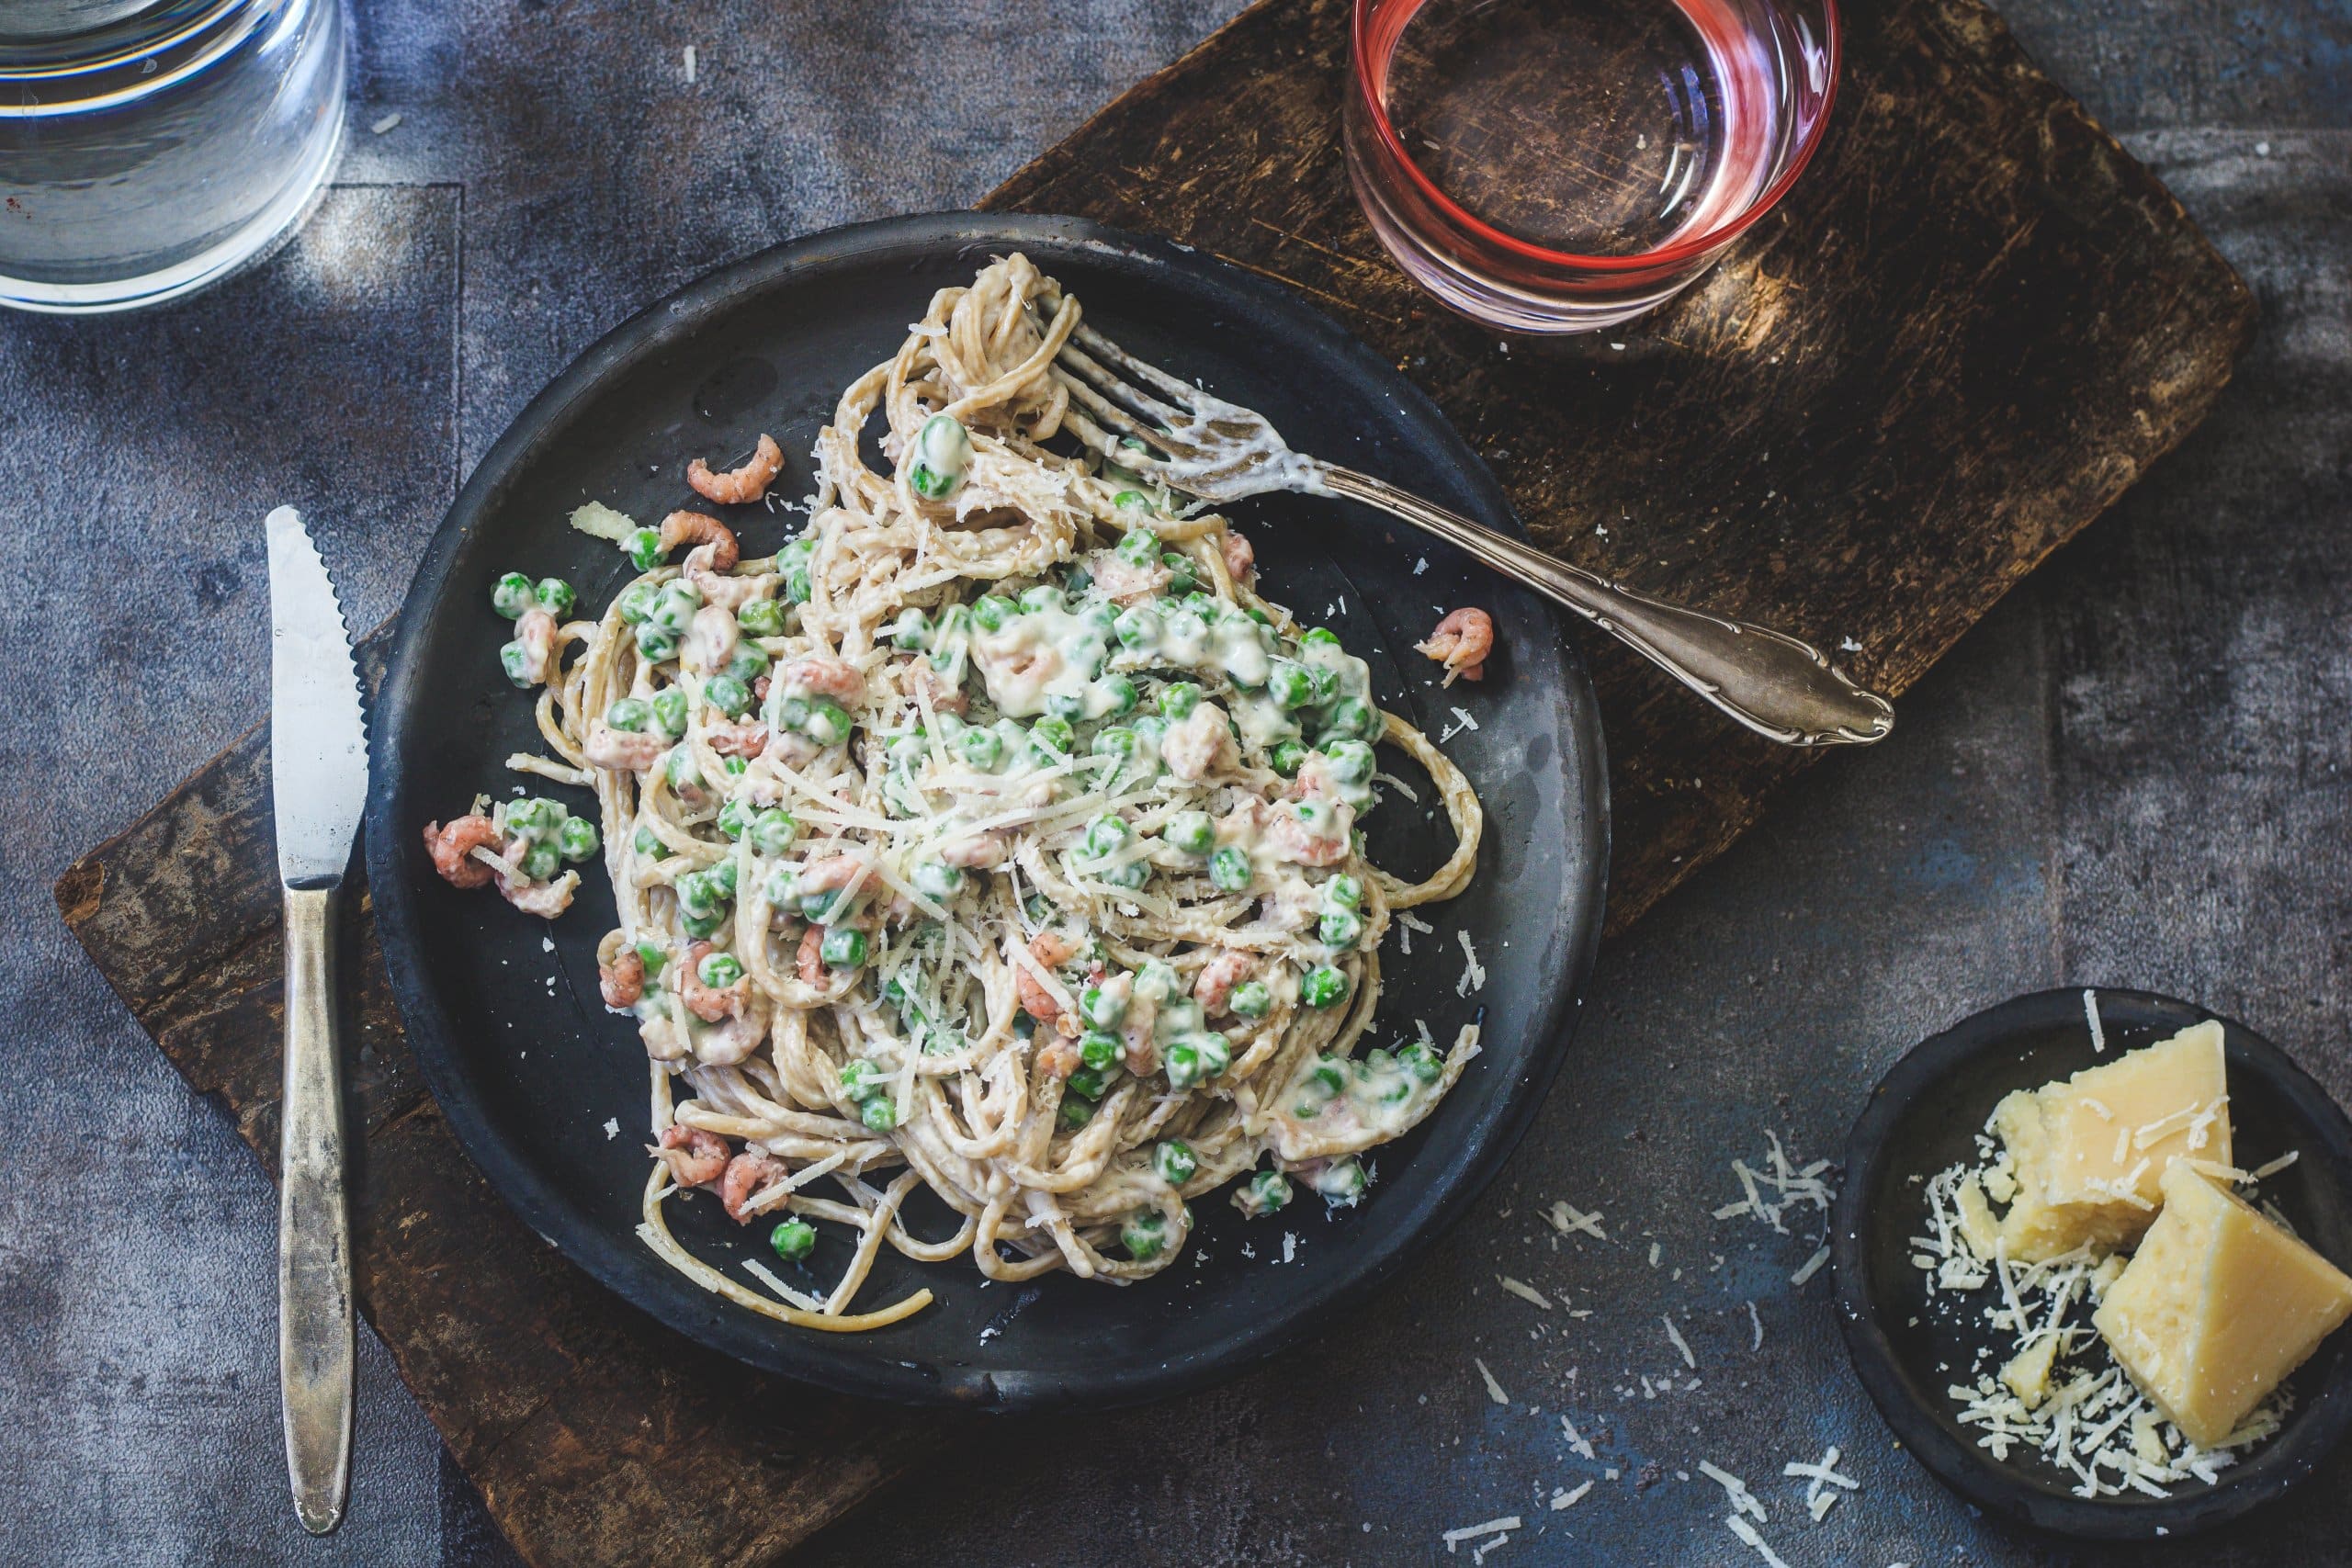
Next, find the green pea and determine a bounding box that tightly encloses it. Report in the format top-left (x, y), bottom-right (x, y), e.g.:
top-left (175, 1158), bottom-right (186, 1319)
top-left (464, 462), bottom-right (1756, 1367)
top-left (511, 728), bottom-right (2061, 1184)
top-left (713, 800), bottom-right (751, 840)
top-left (1398, 1041), bottom-right (1442, 1083)
top-left (770, 1218), bottom-right (816, 1261)
top-left (1019, 583), bottom-right (1063, 615)
top-left (492, 572), bottom-right (536, 619)
top-left (1057, 1091), bottom-right (1097, 1131)
top-left (1268, 740), bottom-right (1307, 778)
top-left (1314, 1156), bottom-right (1369, 1204)
top-left (1113, 490), bottom-right (1153, 514)
top-left (503, 797), bottom-right (555, 836)
top-left (911, 861), bottom-right (963, 900)
top-left (1246, 1169), bottom-right (1293, 1214)
top-left (1082, 815), bottom-right (1131, 861)
top-left (1320, 908), bottom-right (1363, 949)
top-left (605, 696), bottom-right (650, 733)
top-left (1114, 605), bottom-right (1161, 650)
top-left (1300, 626), bottom-right (1340, 650)
top-left (680, 908), bottom-right (725, 940)
top-left (841, 1060), bottom-right (880, 1099)
top-left (1324, 739), bottom-right (1377, 784)
top-left (1328, 696), bottom-right (1379, 741)
top-left (783, 566), bottom-right (812, 604)
top-left (1308, 1055), bottom-right (1347, 1095)
top-left (777, 536), bottom-right (818, 570)
top-left (752, 808), bottom-right (799, 860)
top-left (1228, 979), bottom-right (1272, 1020)
top-left (820, 926), bottom-right (869, 968)
top-left (1101, 860), bottom-right (1150, 891)
top-left (971, 595), bottom-right (1013, 633)
top-left (909, 413), bottom-right (970, 500)
top-left (763, 866), bottom-right (795, 906)
top-left (1046, 689), bottom-right (1087, 725)
top-left (650, 688), bottom-right (689, 737)
top-left (735, 597), bottom-right (786, 638)
top-left (1159, 681), bottom-right (1202, 720)
top-left (1030, 716), bottom-right (1074, 756)
top-left (1192, 1033), bottom-right (1231, 1077)
top-left (635, 941), bottom-right (668, 975)
top-left (707, 860), bottom-right (738, 898)
top-left (957, 726), bottom-right (1004, 770)
top-left (1300, 965), bottom-right (1350, 1009)
top-left (1268, 662), bottom-right (1315, 710)
top-left (1159, 551), bottom-right (1196, 595)
top-left (1307, 665), bottom-right (1340, 706)
top-left (726, 642), bottom-right (771, 682)
top-left (1121, 1207), bottom-right (1168, 1260)
top-left (701, 672), bottom-right (748, 716)
top-left (1164, 1041), bottom-right (1206, 1089)
top-left (674, 869), bottom-right (719, 919)
top-left (633, 827), bottom-right (664, 858)
top-left (498, 641), bottom-right (534, 687)
top-left (634, 624), bottom-right (680, 662)
top-left (1161, 810), bottom-right (1215, 856)
top-left (861, 1096), bottom-right (899, 1132)
top-left (1154, 1140), bottom-right (1198, 1186)
top-left (798, 890), bottom-right (841, 920)
top-left (803, 700), bottom-right (852, 747)
top-left (1064, 565), bottom-right (1094, 595)
top-left (888, 606), bottom-right (929, 647)
top-left (625, 527), bottom-right (666, 571)
top-left (697, 951), bottom-right (745, 987)
top-left (1325, 874), bottom-right (1364, 911)
top-left (617, 581), bottom-right (660, 625)
top-left (1095, 674), bottom-right (1139, 716)
top-left (662, 748), bottom-right (701, 794)
top-left (521, 843), bottom-right (560, 881)
top-left (1066, 1065), bottom-right (1110, 1100)
top-left (1079, 1029), bottom-right (1123, 1070)
top-left (1115, 525), bottom-right (1159, 565)
top-left (1209, 845), bottom-right (1252, 892)
top-left (556, 818), bottom-right (598, 863)
top-left (535, 577), bottom-right (576, 617)
top-left (650, 582), bottom-right (701, 635)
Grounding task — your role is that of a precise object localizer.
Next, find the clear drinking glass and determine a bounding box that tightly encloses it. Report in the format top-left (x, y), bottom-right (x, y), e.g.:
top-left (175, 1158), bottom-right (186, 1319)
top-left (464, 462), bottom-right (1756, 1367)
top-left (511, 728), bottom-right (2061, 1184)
top-left (0, 0), bottom-right (345, 313)
top-left (1345, 0), bottom-right (1838, 333)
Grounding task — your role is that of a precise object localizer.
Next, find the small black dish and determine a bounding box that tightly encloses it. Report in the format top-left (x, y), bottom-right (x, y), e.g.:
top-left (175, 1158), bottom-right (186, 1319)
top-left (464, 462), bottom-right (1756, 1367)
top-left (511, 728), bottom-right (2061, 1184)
top-left (1833, 987), bottom-right (2352, 1539)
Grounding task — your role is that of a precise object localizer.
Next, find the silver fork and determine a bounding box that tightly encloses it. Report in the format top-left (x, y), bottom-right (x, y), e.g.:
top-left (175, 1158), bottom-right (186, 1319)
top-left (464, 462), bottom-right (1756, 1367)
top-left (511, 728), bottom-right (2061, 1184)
top-left (1051, 322), bottom-right (1894, 747)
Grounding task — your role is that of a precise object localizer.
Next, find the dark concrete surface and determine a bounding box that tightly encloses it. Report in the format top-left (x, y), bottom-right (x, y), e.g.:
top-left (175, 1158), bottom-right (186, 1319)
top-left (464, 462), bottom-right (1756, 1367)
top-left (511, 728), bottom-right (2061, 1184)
top-left (1, 1), bottom-right (2344, 1563)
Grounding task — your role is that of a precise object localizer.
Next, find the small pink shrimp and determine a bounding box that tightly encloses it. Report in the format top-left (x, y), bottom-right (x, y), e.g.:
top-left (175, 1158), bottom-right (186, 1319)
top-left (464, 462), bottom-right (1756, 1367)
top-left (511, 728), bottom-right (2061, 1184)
top-left (681, 939), bottom-right (749, 1022)
top-left (1018, 931), bottom-right (1079, 1026)
top-left (707, 721), bottom-right (769, 760)
top-left (1035, 1038), bottom-right (1080, 1080)
top-left (1089, 549), bottom-right (1170, 606)
top-left (1267, 799), bottom-right (1353, 867)
top-left (422, 816), bottom-right (499, 889)
top-left (498, 867), bottom-right (577, 919)
top-left (513, 607), bottom-right (559, 686)
top-left (582, 721), bottom-right (666, 772)
top-left (792, 855), bottom-right (865, 896)
top-left (1161, 701), bottom-right (1235, 782)
top-left (687, 434), bottom-right (784, 507)
top-left (1416, 606), bottom-right (1494, 685)
top-left (795, 923), bottom-right (829, 987)
top-left (696, 1008), bottom-right (767, 1066)
top-left (1193, 949), bottom-right (1255, 1015)
top-left (718, 1147), bottom-right (787, 1223)
top-left (942, 831), bottom-right (1012, 869)
top-left (778, 654), bottom-right (865, 704)
top-left (599, 946), bottom-right (645, 1009)
top-left (659, 510), bottom-right (741, 570)
top-left (686, 604), bottom-right (739, 676)
top-left (1223, 528), bottom-right (1255, 584)
top-left (904, 657), bottom-right (966, 716)
top-left (658, 1124), bottom-right (729, 1187)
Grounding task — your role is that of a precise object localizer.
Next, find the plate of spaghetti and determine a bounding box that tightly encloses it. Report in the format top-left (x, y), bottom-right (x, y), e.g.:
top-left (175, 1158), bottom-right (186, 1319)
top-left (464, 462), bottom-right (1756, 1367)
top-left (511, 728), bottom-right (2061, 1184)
top-left (368, 213), bottom-right (1607, 1407)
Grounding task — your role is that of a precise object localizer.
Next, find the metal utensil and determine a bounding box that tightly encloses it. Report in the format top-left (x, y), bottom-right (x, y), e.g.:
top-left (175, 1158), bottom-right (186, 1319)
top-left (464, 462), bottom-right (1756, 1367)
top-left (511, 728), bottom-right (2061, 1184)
top-left (265, 505), bottom-right (368, 1534)
top-left (1051, 321), bottom-right (1895, 747)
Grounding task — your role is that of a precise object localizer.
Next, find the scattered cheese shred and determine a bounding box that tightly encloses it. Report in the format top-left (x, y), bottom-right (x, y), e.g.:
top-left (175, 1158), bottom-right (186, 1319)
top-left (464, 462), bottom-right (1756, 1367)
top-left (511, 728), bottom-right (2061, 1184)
top-left (1498, 1275), bottom-right (1554, 1310)
top-left (1547, 1201), bottom-right (1608, 1241)
top-left (1550, 1481), bottom-right (1593, 1510)
top-left (1725, 1516), bottom-right (1793, 1568)
top-left (1475, 1357), bottom-right (1510, 1405)
top-left (1455, 930), bottom-right (1487, 997)
top-left (2084, 988), bottom-right (2106, 1053)
top-left (1698, 1461), bottom-right (1768, 1523)
top-left (1663, 1315), bottom-right (1697, 1370)
top-left (1442, 1516), bottom-right (1522, 1550)
top-left (1561, 1414), bottom-right (1595, 1460)
top-left (1747, 1299), bottom-right (1764, 1351)
top-left (1790, 1247), bottom-right (1830, 1286)
top-left (2250, 1149), bottom-right (2301, 1180)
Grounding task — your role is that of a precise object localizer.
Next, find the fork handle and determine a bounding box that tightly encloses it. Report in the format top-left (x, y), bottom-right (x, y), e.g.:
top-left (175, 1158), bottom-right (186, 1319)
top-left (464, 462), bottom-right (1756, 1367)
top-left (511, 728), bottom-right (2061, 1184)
top-left (1315, 465), bottom-right (1894, 747)
top-left (280, 883), bottom-right (353, 1534)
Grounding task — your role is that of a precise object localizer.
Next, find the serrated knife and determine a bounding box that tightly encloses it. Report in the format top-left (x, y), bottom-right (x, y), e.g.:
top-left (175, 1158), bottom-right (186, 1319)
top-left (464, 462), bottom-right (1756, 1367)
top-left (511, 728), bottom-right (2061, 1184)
top-left (266, 505), bottom-right (368, 1535)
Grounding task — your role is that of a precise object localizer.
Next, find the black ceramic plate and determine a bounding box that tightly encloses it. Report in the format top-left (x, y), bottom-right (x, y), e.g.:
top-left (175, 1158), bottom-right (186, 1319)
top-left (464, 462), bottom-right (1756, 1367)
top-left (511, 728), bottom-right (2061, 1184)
top-left (365, 212), bottom-right (1608, 1410)
top-left (1833, 988), bottom-right (2352, 1538)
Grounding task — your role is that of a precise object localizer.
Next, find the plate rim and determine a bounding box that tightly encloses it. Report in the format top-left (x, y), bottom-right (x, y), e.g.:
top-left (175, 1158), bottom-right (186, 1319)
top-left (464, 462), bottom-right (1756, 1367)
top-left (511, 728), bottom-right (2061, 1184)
top-left (1831, 987), bottom-right (2352, 1538)
top-left (363, 209), bottom-right (1611, 1409)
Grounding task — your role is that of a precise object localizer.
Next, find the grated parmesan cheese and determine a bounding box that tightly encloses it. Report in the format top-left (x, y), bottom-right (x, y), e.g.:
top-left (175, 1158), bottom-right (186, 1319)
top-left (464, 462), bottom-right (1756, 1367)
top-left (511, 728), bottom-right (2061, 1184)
top-left (1498, 1275), bottom-right (1553, 1310)
top-left (2085, 988), bottom-right (2106, 1053)
top-left (1549, 1481), bottom-right (1593, 1510)
top-left (1698, 1461), bottom-right (1767, 1523)
top-left (1560, 1414), bottom-right (1595, 1460)
top-left (1475, 1357), bottom-right (1510, 1405)
top-left (1547, 1200), bottom-right (1607, 1241)
top-left (1790, 1247), bottom-right (1830, 1286)
top-left (1664, 1315), bottom-right (1696, 1369)
top-left (1442, 1516), bottom-right (1521, 1551)
top-left (1455, 929), bottom-right (1486, 996)
top-left (1724, 1516), bottom-right (1792, 1568)
top-left (2250, 1149), bottom-right (2300, 1181)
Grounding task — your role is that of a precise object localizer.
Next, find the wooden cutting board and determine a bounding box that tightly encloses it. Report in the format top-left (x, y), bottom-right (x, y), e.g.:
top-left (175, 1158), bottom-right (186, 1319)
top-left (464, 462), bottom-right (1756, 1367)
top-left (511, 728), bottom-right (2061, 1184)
top-left (54, 0), bottom-right (2249, 1560)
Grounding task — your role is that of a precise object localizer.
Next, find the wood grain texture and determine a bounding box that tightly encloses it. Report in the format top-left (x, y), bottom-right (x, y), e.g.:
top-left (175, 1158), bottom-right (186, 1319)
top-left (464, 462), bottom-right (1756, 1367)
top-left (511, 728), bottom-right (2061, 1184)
top-left (52, 0), bottom-right (2250, 1560)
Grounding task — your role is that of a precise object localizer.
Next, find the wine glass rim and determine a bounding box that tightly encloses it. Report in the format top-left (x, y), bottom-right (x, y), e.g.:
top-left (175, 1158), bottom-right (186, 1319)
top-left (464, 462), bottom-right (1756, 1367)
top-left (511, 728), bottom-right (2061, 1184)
top-left (1349, 0), bottom-right (1844, 274)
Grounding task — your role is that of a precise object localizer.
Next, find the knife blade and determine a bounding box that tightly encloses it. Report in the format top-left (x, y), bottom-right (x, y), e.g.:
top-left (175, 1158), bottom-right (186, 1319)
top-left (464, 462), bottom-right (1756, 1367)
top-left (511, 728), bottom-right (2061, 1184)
top-left (265, 505), bottom-right (365, 1535)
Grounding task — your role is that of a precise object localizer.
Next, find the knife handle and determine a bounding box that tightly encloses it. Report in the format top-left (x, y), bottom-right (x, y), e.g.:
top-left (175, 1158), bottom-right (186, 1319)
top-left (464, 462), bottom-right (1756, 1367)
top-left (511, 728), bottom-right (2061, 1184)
top-left (279, 884), bottom-right (353, 1535)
